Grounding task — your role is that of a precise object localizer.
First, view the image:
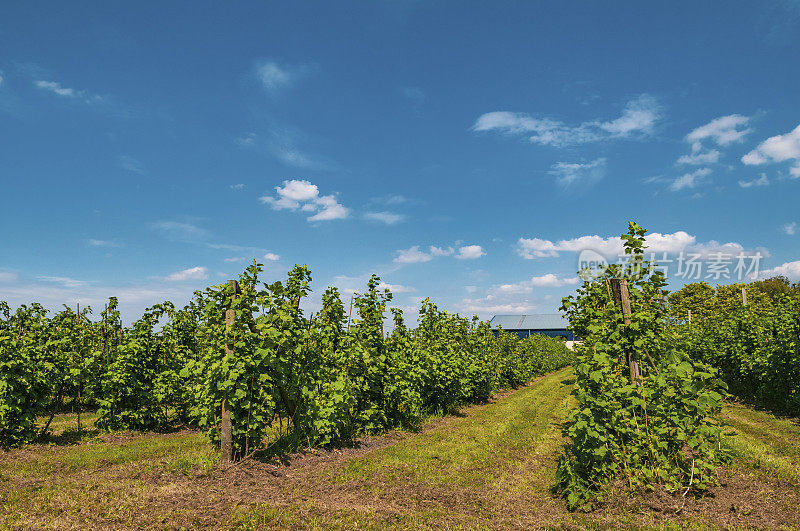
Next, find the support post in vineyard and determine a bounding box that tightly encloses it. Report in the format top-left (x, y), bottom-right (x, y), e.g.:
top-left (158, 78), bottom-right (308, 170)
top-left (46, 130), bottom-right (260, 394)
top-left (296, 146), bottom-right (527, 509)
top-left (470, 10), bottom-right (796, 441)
top-left (221, 279), bottom-right (238, 465)
top-left (610, 278), bottom-right (640, 383)
top-left (742, 287), bottom-right (747, 307)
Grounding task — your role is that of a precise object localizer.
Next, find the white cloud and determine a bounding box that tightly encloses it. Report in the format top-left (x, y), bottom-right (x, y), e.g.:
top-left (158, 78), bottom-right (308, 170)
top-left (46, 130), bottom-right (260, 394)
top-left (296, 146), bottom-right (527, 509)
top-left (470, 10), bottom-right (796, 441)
top-left (783, 222), bottom-right (798, 236)
top-left (230, 183), bottom-right (246, 191)
top-left (742, 124), bottom-right (800, 178)
top-left (760, 260), bottom-right (800, 281)
top-left (35, 80), bottom-right (77, 97)
top-left (119, 155), bottom-right (146, 175)
top-left (377, 282), bottom-right (416, 293)
top-left (0, 271), bottom-right (18, 283)
top-left (164, 266), bottom-right (208, 282)
top-left (686, 115), bottom-right (751, 146)
top-left (549, 158), bottom-right (606, 187)
top-left (459, 298), bottom-right (538, 315)
top-left (472, 94), bottom-right (659, 147)
top-left (263, 253), bottom-right (280, 261)
top-left (429, 246), bottom-right (454, 257)
top-left (37, 275), bottom-right (90, 289)
top-left (738, 174), bottom-right (770, 188)
top-left (0, 74), bottom-right (4, 86)
top-left (364, 211), bottom-right (406, 225)
top-left (455, 245), bottom-right (486, 260)
top-left (34, 79), bottom-right (103, 104)
top-left (394, 245), bottom-right (434, 264)
top-left (150, 221), bottom-right (209, 241)
top-left (393, 244), bottom-right (485, 263)
top-left (677, 142), bottom-right (721, 165)
top-left (517, 231), bottom-right (697, 259)
top-left (87, 239), bottom-right (121, 248)
top-left (256, 60), bottom-right (310, 94)
top-left (496, 274), bottom-right (579, 294)
top-left (260, 179), bottom-right (349, 221)
top-left (670, 168), bottom-right (712, 191)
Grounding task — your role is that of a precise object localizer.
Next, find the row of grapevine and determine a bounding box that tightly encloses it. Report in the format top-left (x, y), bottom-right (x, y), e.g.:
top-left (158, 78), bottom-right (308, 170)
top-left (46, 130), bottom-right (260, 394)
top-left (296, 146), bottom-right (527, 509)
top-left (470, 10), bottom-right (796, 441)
top-left (0, 263), bottom-right (573, 454)
top-left (669, 281), bottom-right (800, 415)
top-left (555, 223), bottom-right (730, 510)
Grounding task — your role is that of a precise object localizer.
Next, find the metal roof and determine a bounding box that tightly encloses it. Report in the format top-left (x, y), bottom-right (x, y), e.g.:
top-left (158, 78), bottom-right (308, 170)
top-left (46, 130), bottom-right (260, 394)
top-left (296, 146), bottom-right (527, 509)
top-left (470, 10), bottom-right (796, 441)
top-left (489, 313), bottom-right (570, 330)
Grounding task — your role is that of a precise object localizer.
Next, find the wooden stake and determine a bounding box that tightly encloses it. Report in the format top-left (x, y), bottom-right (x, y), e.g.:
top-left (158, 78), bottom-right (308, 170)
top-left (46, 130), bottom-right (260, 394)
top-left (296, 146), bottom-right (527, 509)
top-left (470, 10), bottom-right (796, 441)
top-left (610, 278), bottom-right (640, 383)
top-left (688, 309), bottom-right (692, 325)
top-left (742, 287), bottom-right (747, 307)
top-left (220, 279), bottom-right (238, 465)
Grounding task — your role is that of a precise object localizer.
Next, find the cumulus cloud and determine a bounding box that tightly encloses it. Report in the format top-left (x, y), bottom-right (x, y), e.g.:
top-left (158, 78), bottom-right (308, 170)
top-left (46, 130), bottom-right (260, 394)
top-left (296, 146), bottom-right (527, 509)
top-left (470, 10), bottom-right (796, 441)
top-left (738, 174), bottom-right (770, 188)
top-left (394, 245), bottom-right (435, 264)
top-left (549, 158), bottom-right (606, 187)
top-left (742, 123), bottom-right (800, 178)
top-left (260, 179), bottom-right (349, 221)
top-left (364, 211), bottom-right (406, 225)
top-left (472, 94), bottom-right (660, 147)
top-left (670, 168), bottom-right (712, 191)
top-left (455, 245), bottom-right (486, 260)
top-left (164, 266), bottom-right (208, 282)
top-left (517, 231), bottom-right (698, 259)
top-left (263, 253), bottom-right (280, 261)
top-left (760, 260), bottom-right (800, 281)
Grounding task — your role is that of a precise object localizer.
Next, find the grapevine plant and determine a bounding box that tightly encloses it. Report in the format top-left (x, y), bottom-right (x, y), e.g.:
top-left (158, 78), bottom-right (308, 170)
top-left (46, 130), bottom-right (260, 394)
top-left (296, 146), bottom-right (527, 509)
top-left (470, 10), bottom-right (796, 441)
top-left (555, 222), bottom-right (730, 510)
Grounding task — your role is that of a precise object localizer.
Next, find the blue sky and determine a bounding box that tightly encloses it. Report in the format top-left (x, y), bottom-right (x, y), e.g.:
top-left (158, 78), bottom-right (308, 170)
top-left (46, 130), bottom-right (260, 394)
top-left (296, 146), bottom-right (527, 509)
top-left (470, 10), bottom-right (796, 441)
top-left (1, 1), bottom-right (799, 323)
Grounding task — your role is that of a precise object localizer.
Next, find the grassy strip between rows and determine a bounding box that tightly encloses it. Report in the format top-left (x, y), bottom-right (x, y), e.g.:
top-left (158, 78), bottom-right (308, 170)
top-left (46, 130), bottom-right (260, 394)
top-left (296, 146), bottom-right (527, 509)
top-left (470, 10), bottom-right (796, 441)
top-left (1, 367), bottom-right (799, 529)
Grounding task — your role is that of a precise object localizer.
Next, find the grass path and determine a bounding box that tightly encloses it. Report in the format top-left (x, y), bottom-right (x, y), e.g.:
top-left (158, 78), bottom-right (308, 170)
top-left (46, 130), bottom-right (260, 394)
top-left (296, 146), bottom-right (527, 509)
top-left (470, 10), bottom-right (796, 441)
top-left (1, 368), bottom-right (799, 529)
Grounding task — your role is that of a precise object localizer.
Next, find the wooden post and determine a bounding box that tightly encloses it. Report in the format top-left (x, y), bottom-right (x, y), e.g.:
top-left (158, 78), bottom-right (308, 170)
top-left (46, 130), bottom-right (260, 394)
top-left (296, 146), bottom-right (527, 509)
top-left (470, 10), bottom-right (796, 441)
top-left (220, 279), bottom-right (238, 465)
top-left (742, 287), bottom-right (747, 307)
top-left (688, 309), bottom-right (692, 325)
top-left (611, 278), bottom-right (640, 383)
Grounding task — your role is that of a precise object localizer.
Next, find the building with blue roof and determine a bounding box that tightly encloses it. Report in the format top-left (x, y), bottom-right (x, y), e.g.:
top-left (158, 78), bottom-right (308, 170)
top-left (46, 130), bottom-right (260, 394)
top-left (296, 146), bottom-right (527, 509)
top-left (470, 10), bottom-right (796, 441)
top-left (489, 313), bottom-right (575, 341)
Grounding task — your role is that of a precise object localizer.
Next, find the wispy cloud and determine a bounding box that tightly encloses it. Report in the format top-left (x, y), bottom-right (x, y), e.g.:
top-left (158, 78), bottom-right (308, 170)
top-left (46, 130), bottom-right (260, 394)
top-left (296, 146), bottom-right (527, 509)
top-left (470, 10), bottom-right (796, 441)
top-left (34, 79), bottom-right (103, 104)
top-left (364, 211), bottom-right (406, 225)
top-left (686, 114), bottom-right (751, 146)
top-left (742, 123), bottom-right (800, 178)
top-left (255, 59), bottom-right (312, 94)
top-left (150, 221), bottom-right (210, 241)
top-left (783, 221), bottom-right (798, 236)
top-left (236, 130), bottom-right (323, 169)
top-left (549, 158), bottom-right (606, 187)
top-left (670, 167), bottom-right (712, 191)
top-left (119, 155), bottom-right (146, 175)
top-left (0, 270), bottom-right (19, 283)
top-left (163, 266), bottom-right (208, 282)
top-left (472, 94), bottom-right (660, 147)
top-left (377, 282), bottom-right (416, 293)
top-left (495, 273), bottom-right (579, 294)
top-left (87, 239), bottom-right (121, 248)
top-left (230, 183), bottom-right (245, 191)
top-left (260, 179), bottom-right (349, 222)
top-left (738, 173), bottom-right (770, 188)
top-left (394, 244), bottom-right (484, 263)
top-left (676, 115), bottom-right (750, 167)
top-left (37, 275), bottom-right (91, 289)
